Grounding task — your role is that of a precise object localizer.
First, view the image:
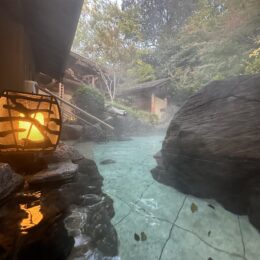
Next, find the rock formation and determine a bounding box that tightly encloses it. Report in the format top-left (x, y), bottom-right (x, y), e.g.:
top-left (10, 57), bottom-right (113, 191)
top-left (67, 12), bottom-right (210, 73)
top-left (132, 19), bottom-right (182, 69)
top-left (0, 163), bottom-right (24, 204)
top-left (61, 124), bottom-right (83, 140)
top-left (0, 143), bottom-right (118, 259)
top-left (152, 74), bottom-right (260, 231)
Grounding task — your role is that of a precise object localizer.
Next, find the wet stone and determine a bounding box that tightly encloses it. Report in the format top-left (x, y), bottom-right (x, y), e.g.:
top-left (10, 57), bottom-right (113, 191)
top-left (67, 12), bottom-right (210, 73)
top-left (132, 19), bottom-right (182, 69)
top-left (26, 161), bottom-right (78, 186)
top-left (0, 146), bottom-right (118, 259)
top-left (0, 163), bottom-right (24, 204)
top-left (100, 159), bottom-right (116, 165)
top-left (81, 194), bottom-right (103, 206)
top-left (42, 143), bottom-right (84, 163)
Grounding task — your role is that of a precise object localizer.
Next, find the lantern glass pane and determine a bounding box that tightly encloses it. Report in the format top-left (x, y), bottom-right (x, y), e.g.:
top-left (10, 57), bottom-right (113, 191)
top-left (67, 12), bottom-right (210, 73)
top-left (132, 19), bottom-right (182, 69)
top-left (0, 91), bottom-right (61, 152)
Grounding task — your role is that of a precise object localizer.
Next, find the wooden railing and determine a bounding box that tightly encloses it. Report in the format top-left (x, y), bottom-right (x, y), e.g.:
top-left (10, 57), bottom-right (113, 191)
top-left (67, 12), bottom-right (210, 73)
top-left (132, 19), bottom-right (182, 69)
top-left (37, 86), bottom-right (114, 130)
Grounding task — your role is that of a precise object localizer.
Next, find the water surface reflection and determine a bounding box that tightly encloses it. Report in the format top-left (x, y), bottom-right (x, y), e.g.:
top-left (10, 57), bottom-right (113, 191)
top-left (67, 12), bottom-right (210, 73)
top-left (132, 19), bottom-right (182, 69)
top-left (19, 191), bottom-right (43, 234)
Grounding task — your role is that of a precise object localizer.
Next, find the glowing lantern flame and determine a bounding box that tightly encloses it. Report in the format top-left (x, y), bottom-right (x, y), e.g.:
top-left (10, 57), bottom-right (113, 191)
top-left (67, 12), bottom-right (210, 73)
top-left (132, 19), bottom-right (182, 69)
top-left (18, 113), bottom-right (44, 141)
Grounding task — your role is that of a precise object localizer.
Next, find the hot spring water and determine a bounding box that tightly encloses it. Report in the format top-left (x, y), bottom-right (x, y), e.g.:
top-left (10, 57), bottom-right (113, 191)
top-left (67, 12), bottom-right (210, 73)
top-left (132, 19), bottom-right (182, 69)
top-left (75, 135), bottom-right (260, 260)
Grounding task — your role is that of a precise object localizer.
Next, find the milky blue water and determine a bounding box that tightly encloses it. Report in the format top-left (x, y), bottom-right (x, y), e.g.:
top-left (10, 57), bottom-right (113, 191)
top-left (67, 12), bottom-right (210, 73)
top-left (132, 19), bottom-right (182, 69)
top-left (94, 135), bottom-right (164, 201)
top-left (76, 135), bottom-right (260, 260)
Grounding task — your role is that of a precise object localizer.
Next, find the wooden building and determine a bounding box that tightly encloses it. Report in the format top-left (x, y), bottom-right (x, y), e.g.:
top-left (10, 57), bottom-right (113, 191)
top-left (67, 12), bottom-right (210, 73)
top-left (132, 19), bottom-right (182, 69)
top-left (61, 51), bottom-right (111, 104)
top-left (0, 0), bottom-right (83, 93)
top-left (64, 52), bottom-right (106, 90)
top-left (39, 52), bottom-right (110, 121)
top-left (118, 78), bottom-right (170, 120)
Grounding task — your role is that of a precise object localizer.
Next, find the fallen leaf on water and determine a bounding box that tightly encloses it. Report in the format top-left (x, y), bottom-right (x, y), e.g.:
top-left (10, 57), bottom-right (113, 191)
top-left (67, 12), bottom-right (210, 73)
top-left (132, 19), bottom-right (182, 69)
top-left (134, 233), bottom-right (140, 241)
top-left (191, 202), bottom-right (198, 213)
top-left (141, 232), bottom-right (147, 241)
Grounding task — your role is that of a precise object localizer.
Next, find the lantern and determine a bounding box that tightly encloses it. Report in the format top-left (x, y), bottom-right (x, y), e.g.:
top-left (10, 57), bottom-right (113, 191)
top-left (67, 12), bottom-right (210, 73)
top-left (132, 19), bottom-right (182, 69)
top-left (0, 90), bottom-right (61, 153)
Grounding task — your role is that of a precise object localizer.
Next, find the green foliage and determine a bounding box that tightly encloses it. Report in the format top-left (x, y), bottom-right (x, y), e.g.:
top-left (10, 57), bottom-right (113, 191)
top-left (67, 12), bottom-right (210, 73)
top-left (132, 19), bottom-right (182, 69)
top-left (112, 101), bottom-right (159, 125)
top-left (73, 0), bottom-right (260, 105)
top-left (184, 0), bottom-right (217, 31)
top-left (74, 85), bottom-right (105, 118)
top-left (246, 57), bottom-right (260, 74)
top-left (245, 38), bottom-right (260, 74)
top-left (73, 0), bottom-right (142, 68)
top-left (122, 0), bottom-right (198, 43)
top-left (153, 0), bottom-right (260, 103)
top-left (75, 85), bottom-right (104, 104)
top-left (127, 59), bottom-right (156, 83)
top-left (89, 1), bottom-right (141, 65)
top-left (73, 0), bottom-right (156, 91)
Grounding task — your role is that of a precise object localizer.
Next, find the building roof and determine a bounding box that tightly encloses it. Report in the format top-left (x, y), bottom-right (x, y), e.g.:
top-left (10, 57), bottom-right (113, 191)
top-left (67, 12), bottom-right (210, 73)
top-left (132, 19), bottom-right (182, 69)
top-left (69, 52), bottom-right (108, 75)
top-left (4, 0), bottom-right (83, 80)
top-left (118, 78), bottom-right (170, 96)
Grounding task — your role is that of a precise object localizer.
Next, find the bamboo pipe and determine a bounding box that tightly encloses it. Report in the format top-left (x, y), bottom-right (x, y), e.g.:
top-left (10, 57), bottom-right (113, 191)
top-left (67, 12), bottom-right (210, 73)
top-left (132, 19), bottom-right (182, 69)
top-left (37, 86), bottom-right (114, 130)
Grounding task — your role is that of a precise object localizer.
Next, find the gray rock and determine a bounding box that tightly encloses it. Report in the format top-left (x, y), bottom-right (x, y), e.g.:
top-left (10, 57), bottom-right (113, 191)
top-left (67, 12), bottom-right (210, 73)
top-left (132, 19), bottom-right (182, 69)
top-left (100, 159), bottom-right (116, 165)
top-left (83, 195), bottom-right (117, 256)
top-left (61, 124), bottom-right (83, 140)
top-left (81, 194), bottom-right (102, 206)
top-left (42, 143), bottom-right (84, 163)
top-left (0, 163), bottom-right (23, 203)
top-left (27, 161), bottom-right (78, 185)
top-left (152, 74), bottom-right (260, 231)
top-left (78, 158), bottom-right (101, 176)
top-left (0, 145), bottom-right (118, 259)
top-left (153, 151), bottom-right (163, 168)
top-left (82, 125), bottom-right (107, 142)
top-left (84, 249), bottom-right (103, 260)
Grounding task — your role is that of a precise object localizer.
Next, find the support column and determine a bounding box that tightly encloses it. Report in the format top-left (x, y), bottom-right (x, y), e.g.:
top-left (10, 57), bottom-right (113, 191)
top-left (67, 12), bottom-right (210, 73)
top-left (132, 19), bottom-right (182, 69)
top-left (151, 93), bottom-right (155, 113)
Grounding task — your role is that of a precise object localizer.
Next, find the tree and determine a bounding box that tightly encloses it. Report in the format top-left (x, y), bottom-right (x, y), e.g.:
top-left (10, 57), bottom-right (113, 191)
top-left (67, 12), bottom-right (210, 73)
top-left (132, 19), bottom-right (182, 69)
top-left (245, 37), bottom-right (260, 74)
top-left (73, 0), bottom-right (155, 102)
top-left (122, 0), bottom-right (198, 45)
top-left (153, 0), bottom-right (260, 103)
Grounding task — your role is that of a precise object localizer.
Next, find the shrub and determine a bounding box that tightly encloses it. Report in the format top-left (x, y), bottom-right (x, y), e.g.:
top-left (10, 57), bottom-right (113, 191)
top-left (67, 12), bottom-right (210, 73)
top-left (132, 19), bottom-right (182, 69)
top-left (74, 85), bottom-right (105, 120)
top-left (112, 100), bottom-right (159, 125)
top-left (245, 40), bottom-right (260, 74)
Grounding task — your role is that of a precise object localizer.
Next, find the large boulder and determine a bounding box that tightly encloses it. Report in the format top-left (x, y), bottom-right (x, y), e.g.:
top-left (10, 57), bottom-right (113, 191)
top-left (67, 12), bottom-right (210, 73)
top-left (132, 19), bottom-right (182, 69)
top-left (152, 74), bottom-right (260, 231)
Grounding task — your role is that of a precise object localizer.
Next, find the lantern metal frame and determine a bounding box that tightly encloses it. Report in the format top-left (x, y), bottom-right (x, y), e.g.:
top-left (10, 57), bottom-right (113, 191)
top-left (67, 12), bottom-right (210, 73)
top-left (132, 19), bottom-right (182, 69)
top-left (0, 90), bottom-right (62, 153)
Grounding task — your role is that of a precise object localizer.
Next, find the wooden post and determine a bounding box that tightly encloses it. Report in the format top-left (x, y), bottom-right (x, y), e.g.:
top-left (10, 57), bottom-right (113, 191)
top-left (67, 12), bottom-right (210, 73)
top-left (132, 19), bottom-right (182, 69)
top-left (91, 76), bottom-right (95, 88)
top-left (151, 93), bottom-right (155, 113)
